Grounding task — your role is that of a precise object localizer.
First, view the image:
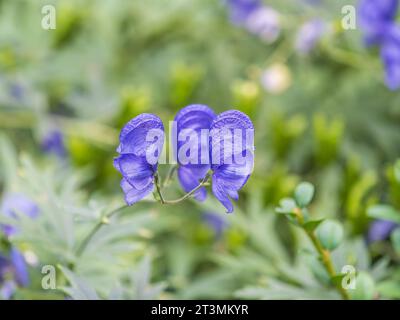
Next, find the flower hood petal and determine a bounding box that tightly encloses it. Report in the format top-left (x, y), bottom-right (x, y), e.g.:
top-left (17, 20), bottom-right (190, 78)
top-left (117, 113), bottom-right (164, 159)
top-left (174, 104), bottom-right (216, 200)
top-left (209, 110), bottom-right (254, 212)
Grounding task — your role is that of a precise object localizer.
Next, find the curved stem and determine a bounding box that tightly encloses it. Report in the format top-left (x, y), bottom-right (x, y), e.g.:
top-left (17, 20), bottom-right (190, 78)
top-left (294, 208), bottom-right (350, 300)
top-left (75, 205), bottom-right (128, 258)
top-left (155, 173), bottom-right (210, 205)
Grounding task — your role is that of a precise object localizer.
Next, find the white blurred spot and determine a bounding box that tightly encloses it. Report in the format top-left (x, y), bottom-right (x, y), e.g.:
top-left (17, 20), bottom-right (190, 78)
top-left (260, 63), bottom-right (292, 94)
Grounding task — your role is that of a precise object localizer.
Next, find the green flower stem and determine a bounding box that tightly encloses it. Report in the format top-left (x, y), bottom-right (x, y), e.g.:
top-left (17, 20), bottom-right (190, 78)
top-left (294, 208), bottom-right (350, 300)
top-left (154, 172), bottom-right (210, 205)
top-left (154, 172), bottom-right (165, 204)
top-left (75, 205), bottom-right (128, 258)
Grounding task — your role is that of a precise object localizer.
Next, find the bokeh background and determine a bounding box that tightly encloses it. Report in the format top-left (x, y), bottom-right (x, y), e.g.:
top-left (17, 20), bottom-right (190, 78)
top-left (0, 0), bottom-right (399, 299)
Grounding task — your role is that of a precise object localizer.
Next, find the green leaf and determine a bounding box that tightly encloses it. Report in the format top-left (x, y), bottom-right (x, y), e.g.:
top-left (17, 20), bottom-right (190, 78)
top-left (59, 265), bottom-right (99, 300)
top-left (316, 220), bottom-right (344, 251)
top-left (294, 182), bottom-right (315, 208)
top-left (331, 273), bottom-right (346, 288)
top-left (306, 254), bottom-right (330, 285)
top-left (303, 219), bottom-right (324, 232)
top-left (130, 256), bottom-right (165, 300)
top-left (367, 205), bottom-right (400, 224)
top-left (391, 228), bottom-right (400, 255)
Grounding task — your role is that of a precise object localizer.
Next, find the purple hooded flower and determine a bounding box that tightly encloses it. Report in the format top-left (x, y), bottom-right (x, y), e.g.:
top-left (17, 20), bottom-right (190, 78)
top-left (1, 193), bottom-right (39, 237)
top-left (174, 104), bottom-right (216, 201)
top-left (295, 19), bottom-right (327, 55)
top-left (358, 0), bottom-right (398, 45)
top-left (209, 110), bottom-right (254, 213)
top-left (114, 114), bottom-right (164, 205)
top-left (368, 219), bottom-right (399, 242)
top-left (41, 129), bottom-right (67, 158)
top-left (203, 212), bottom-right (228, 238)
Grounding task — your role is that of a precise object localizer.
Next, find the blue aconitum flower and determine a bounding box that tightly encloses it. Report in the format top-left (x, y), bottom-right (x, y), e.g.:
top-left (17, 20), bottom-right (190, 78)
top-left (380, 25), bottom-right (400, 90)
top-left (202, 212), bottom-right (228, 238)
top-left (1, 193), bottom-right (39, 237)
top-left (174, 104), bottom-right (216, 201)
top-left (359, 0), bottom-right (399, 45)
top-left (295, 19), bottom-right (327, 55)
top-left (41, 129), bottom-right (67, 158)
top-left (114, 114), bottom-right (165, 205)
top-left (209, 110), bottom-right (254, 213)
top-left (368, 219), bottom-right (399, 243)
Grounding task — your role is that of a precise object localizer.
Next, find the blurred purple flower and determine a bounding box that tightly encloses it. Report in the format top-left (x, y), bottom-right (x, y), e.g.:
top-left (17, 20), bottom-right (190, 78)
top-left (0, 280), bottom-right (16, 300)
top-left (0, 194), bottom-right (34, 298)
top-left (9, 248), bottom-right (29, 287)
top-left (368, 219), bottom-right (399, 242)
top-left (41, 129), bottom-right (67, 158)
top-left (295, 19), bottom-right (327, 55)
top-left (209, 110), bottom-right (254, 213)
top-left (358, 0), bottom-right (398, 45)
top-left (380, 24), bottom-right (400, 90)
top-left (114, 114), bottom-right (164, 205)
top-left (175, 104), bottom-right (216, 201)
top-left (0, 249), bottom-right (29, 299)
top-left (1, 193), bottom-right (39, 237)
top-left (203, 212), bottom-right (228, 238)
top-left (359, 0), bottom-right (400, 89)
top-left (227, 0), bottom-right (261, 25)
top-left (226, 0), bottom-right (280, 43)
top-left (0, 254), bottom-right (9, 281)
top-left (244, 6), bottom-right (280, 43)
top-left (9, 83), bottom-right (24, 102)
